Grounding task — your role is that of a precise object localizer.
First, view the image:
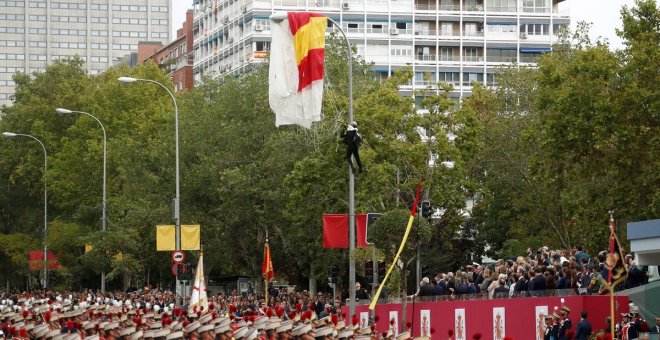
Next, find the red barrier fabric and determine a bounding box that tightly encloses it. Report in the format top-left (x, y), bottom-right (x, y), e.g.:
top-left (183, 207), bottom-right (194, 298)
top-left (322, 214), bottom-right (368, 248)
top-left (344, 295), bottom-right (630, 339)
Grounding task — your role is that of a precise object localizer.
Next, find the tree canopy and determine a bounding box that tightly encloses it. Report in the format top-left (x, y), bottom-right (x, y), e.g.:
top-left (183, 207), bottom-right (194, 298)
top-left (0, 0), bottom-right (657, 291)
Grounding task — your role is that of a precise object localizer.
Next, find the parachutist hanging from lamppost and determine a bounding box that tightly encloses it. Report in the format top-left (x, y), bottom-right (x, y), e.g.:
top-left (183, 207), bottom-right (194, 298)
top-left (341, 121), bottom-right (364, 174)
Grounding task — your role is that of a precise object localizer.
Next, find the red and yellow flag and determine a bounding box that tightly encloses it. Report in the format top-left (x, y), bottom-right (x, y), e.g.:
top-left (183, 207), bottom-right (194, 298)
top-left (369, 180), bottom-right (423, 310)
top-left (269, 12), bottom-right (327, 129)
top-left (262, 241), bottom-right (275, 281)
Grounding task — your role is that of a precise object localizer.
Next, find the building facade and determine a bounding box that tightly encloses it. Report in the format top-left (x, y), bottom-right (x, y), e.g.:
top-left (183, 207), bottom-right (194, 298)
top-left (0, 0), bottom-right (172, 106)
top-left (191, 0), bottom-right (569, 100)
top-left (140, 9), bottom-right (195, 92)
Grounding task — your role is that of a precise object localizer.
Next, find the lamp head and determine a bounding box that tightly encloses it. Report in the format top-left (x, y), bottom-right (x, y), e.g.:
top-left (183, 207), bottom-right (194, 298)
top-left (2, 132), bottom-right (17, 137)
top-left (55, 108), bottom-right (72, 114)
top-left (269, 12), bottom-right (288, 22)
top-left (118, 76), bottom-right (138, 84)
top-left (440, 161), bottom-right (455, 169)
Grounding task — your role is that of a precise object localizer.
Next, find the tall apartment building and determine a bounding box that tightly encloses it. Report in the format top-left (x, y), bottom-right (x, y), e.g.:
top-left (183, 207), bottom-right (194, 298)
top-left (0, 0), bottom-right (172, 107)
top-left (191, 0), bottom-right (569, 100)
top-left (139, 9), bottom-right (195, 92)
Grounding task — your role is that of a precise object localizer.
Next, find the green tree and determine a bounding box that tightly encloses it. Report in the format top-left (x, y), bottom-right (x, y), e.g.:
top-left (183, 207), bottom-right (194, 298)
top-left (368, 208), bottom-right (431, 330)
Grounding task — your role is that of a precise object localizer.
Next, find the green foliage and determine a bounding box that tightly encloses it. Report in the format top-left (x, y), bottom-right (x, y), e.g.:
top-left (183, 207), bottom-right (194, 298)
top-left (458, 1), bottom-right (659, 258)
top-left (0, 0), bottom-right (656, 291)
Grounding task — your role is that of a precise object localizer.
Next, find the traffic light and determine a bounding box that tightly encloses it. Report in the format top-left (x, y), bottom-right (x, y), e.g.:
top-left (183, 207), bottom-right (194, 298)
top-left (185, 263), bottom-right (194, 280)
top-left (330, 266), bottom-right (338, 283)
top-left (421, 201), bottom-right (431, 218)
top-left (378, 261), bottom-right (386, 282)
top-left (365, 261), bottom-right (374, 282)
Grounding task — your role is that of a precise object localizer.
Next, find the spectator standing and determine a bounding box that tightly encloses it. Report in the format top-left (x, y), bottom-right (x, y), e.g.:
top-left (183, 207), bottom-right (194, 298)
top-left (474, 266), bottom-right (484, 293)
top-left (575, 311), bottom-right (592, 340)
top-left (574, 245), bottom-right (590, 268)
top-left (355, 282), bottom-right (369, 300)
top-left (493, 274), bottom-right (509, 299)
top-left (652, 316), bottom-right (660, 333)
top-left (486, 272), bottom-right (499, 299)
top-left (418, 277), bottom-right (434, 297)
top-left (466, 277), bottom-right (478, 295)
top-left (480, 268), bottom-right (492, 293)
top-left (529, 267), bottom-right (547, 294)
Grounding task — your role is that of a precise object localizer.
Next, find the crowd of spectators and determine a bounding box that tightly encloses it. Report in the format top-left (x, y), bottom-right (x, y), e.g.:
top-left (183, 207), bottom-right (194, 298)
top-left (412, 244), bottom-right (656, 301)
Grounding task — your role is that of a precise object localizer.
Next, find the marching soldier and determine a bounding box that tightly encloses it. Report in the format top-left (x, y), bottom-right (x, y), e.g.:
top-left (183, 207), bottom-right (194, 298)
top-left (558, 305), bottom-right (572, 340)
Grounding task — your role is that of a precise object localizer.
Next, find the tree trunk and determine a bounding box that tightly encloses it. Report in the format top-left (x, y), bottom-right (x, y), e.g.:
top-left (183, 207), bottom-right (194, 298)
top-left (309, 265), bottom-right (317, 294)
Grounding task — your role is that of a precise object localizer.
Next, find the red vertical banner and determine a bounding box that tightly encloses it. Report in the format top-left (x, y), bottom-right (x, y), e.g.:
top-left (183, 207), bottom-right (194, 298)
top-left (356, 214), bottom-right (368, 247)
top-left (322, 213), bottom-right (368, 248)
top-left (323, 214), bottom-right (349, 248)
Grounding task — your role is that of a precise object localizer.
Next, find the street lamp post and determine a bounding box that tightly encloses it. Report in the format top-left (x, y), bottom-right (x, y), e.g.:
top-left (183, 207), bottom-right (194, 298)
top-left (118, 76), bottom-right (182, 304)
top-left (269, 12), bottom-right (356, 316)
top-left (56, 108), bottom-right (108, 293)
top-left (3, 132), bottom-right (48, 289)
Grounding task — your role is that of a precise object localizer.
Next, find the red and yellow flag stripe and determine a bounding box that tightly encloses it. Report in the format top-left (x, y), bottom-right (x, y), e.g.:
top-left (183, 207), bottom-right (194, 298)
top-left (287, 12), bottom-right (327, 92)
top-left (369, 180), bottom-right (423, 310)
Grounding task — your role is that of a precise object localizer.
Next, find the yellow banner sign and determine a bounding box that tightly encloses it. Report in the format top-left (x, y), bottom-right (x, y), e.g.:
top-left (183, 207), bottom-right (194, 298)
top-left (156, 225), bottom-right (201, 251)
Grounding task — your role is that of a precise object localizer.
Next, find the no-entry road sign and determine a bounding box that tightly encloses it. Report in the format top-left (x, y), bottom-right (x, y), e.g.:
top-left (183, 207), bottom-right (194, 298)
top-left (172, 250), bottom-right (185, 263)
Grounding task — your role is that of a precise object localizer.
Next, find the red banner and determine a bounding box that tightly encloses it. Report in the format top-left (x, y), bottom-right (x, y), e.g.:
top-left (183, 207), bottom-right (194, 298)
top-left (322, 214), bottom-right (368, 248)
top-left (28, 251), bottom-right (60, 270)
top-left (343, 295), bottom-right (630, 339)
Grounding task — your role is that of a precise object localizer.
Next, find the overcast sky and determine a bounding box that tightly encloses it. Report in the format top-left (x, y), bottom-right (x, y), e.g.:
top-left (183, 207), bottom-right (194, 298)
top-left (171, 0), bottom-right (637, 50)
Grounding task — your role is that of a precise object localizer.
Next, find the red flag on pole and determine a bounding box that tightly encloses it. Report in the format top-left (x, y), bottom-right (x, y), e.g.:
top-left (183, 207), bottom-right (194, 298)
top-left (262, 241), bottom-right (275, 281)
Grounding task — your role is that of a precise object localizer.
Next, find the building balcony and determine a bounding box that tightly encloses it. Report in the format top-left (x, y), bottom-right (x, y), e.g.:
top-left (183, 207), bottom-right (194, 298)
top-left (414, 29), bottom-right (437, 37)
top-left (415, 54), bottom-right (436, 61)
top-left (521, 6), bottom-right (551, 14)
top-left (439, 4), bottom-right (460, 11)
top-left (463, 31), bottom-right (484, 38)
top-left (414, 80), bottom-right (439, 87)
top-left (439, 55), bottom-right (461, 62)
top-left (463, 4), bottom-right (484, 12)
top-left (519, 55), bottom-right (541, 63)
top-left (486, 6), bottom-right (517, 12)
top-left (366, 27), bottom-right (389, 35)
top-left (415, 3), bottom-right (437, 11)
top-left (438, 31), bottom-right (460, 38)
top-left (486, 56), bottom-right (516, 63)
top-left (463, 56), bottom-right (484, 62)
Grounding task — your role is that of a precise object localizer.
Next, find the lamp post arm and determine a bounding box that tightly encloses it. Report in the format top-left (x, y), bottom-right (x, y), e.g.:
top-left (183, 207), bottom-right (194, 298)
top-left (137, 78), bottom-right (180, 235)
top-left (71, 111), bottom-right (107, 232)
top-left (12, 133), bottom-right (48, 288)
top-left (326, 17), bottom-right (356, 317)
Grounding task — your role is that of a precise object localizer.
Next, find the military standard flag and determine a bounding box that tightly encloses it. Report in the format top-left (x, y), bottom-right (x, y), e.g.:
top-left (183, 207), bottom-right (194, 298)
top-left (262, 240), bottom-right (275, 281)
top-left (189, 253), bottom-right (209, 314)
top-left (269, 12), bottom-right (327, 129)
top-left (605, 215), bottom-right (628, 289)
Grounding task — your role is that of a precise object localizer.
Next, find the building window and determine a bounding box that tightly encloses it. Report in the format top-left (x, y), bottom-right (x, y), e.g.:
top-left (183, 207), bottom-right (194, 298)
top-left (462, 72), bottom-right (483, 86)
top-left (486, 48), bottom-right (516, 62)
top-left (520, 23), bottom-right (549, 35)
top-left (29, 1), bottom-right (46, 8)
top-left (522, 0), bottom-right (549, 13)
top-left (0, 27), bottom-right (25, 33)
top-left (486, 24), bottom-right (517, 33)
top-left (0, 1), bottom-right (26, 7)
top-left (487, 0), bottom-right (516, 12)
